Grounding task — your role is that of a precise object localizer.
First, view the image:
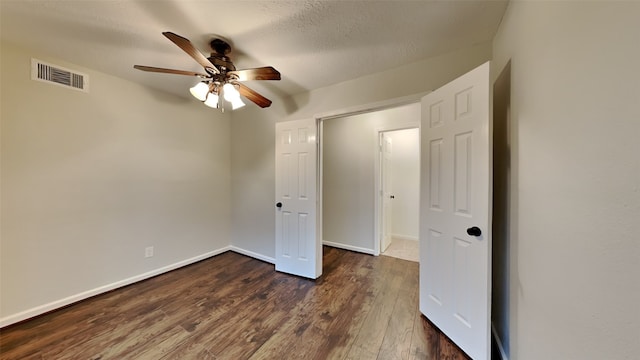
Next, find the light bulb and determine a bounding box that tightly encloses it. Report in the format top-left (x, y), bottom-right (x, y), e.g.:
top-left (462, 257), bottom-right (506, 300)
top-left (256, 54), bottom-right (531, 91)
top-left (231, 97), bottom-right (245, 110)
top-left (223, 83), bottom-right (240, 101)
top-left (204, 92), bottom-right (219, 108)
top-left (190, 82), bottom-right (209, 101)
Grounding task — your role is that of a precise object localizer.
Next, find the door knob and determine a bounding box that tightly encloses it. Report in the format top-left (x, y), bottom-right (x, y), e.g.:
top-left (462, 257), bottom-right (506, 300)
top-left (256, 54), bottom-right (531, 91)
top-left (466, 226), bottom-right (482, 236)
top-left (276, 202), bottom-right (282, 208)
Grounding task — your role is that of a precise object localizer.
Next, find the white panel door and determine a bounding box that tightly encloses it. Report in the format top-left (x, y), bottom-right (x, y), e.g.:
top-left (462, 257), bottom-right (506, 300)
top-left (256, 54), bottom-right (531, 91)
top-left (419, 61), bottom-right (491, 360)
top-left (275, 118), bottom-right (321, 279)
top-left (381, 133), bottom-right (393, 252)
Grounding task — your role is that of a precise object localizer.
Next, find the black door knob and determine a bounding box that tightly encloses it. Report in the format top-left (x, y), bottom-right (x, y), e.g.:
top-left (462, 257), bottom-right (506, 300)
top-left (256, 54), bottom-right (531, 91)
top-left (467, 226), bottom-right (482, 236)
top-left (276, 202), bottom-right (282, 208)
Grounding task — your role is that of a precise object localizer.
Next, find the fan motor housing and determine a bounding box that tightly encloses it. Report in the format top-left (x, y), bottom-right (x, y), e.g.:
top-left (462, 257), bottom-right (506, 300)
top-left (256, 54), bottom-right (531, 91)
top-left (210, 38), bottom-right (231, 56)
top-left (208, 38), bottom-right (236, 72)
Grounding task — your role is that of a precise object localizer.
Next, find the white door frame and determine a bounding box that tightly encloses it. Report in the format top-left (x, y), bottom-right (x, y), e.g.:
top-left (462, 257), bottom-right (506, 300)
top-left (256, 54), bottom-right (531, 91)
top-left (373, 124), bottom-right (420, 256)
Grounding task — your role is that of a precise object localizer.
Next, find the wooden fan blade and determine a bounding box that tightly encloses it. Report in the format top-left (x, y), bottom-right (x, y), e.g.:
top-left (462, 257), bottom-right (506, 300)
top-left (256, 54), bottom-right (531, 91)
top-left (228, 66), bottom-right (281, 81)
top-left (133, 65), bottom-right (209, 78)
top-left (162, 32), bottom-right (219, 74)
top-left (236, 83), bottom-right (272, 108)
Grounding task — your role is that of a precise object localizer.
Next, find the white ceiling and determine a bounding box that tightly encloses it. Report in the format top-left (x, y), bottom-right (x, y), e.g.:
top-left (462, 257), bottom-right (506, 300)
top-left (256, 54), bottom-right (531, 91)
top-left (0, 0), bottom-right (508, 102)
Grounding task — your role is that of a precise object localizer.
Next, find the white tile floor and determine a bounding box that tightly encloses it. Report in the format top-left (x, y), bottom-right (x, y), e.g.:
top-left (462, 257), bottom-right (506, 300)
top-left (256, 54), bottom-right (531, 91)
top-left (381, 237), bottom-right (419, 262)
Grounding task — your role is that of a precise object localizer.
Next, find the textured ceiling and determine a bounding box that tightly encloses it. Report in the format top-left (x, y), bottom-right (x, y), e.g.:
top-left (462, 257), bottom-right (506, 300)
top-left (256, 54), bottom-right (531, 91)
top-left (0, 0), bottom-right (507, 101)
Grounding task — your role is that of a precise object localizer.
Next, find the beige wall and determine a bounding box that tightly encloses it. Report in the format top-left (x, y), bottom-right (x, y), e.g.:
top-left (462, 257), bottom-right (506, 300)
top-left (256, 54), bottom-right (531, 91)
top-left (231, 42), bottom-right (492, 258)
top-left (492, 2), bottom-right (640, 359)
top-left (0, 41), bottom-right (232, 324)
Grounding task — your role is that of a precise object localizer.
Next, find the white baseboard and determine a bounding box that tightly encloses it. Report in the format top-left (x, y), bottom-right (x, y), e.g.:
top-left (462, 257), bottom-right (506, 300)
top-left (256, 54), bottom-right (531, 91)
top-left (229, 246), bottom-right (275, 264)
top-left (0, 246), bottom-right (232, 328)
top-left (491, 322), bottom-right (509, 360)
top-left (323, 241), bottom-right (376, 255)
top-left (391, 234), bottom-right (419, 242)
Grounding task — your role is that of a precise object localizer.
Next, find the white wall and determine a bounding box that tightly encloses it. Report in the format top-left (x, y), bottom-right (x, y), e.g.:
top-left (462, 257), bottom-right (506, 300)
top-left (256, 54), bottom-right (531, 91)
top-left (388, 128), bottom-right (419, 240)
top-left (491, 2), bottom-right (640, 359)
top-left (229, 106), bottom-right (278, 261)
top-left (0, 41), bottom-right (232, 325)
top-left (322, 104), bottom-right (419, 253)
top-left (231, 42), bottom-right (492, 258)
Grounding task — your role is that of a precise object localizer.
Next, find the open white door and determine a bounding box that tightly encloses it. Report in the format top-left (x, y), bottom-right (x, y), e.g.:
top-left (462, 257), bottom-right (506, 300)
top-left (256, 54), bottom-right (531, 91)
top-left (275, 118), bottom-right (321, 279)
top-left (419, 61), bottom-right (491, 360)
top-left (381, 133), bottom-right (393, 252)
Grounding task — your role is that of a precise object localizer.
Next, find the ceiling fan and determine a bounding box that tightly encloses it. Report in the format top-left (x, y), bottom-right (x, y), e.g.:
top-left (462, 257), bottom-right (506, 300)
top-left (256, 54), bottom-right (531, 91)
top-left (134, 32), bottom-right (280, 110)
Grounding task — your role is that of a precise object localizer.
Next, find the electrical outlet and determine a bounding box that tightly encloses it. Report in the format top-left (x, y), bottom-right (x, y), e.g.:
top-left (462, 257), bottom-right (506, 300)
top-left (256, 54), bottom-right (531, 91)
top-left (145, 246), bottom-right (154, 258)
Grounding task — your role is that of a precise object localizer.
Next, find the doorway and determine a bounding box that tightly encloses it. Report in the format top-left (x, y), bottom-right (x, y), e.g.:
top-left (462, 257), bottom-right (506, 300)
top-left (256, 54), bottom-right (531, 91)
top-left (320, 102), bottom-right (420, 257)
top-left (378, 128), bottom-right (420, 262)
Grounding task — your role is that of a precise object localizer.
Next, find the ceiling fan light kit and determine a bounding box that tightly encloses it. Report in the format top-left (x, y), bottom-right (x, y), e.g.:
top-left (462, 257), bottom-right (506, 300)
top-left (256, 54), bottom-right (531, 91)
top-left (222, 83), bottom-right (239, 101)
top-left (190, 81), bottom-right (245, 111)
top-left (203, 92), bottom-right (219, 109)
top-left (134, 32), bottom-right (280, 111)
top-left (231, 97), bottom-right (245, 110)
top-left (189, 81), bottom-right (209, 101)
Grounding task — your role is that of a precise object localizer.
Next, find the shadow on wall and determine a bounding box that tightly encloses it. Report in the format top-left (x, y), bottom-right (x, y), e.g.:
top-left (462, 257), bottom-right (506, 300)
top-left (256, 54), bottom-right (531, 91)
top-left (492, 60), bottom-right (514, 360)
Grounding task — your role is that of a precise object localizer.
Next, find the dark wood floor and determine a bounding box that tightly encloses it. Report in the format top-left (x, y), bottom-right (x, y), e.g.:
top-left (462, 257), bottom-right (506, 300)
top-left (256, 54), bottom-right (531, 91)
top-left (0, 246), bottom-right (469, 360)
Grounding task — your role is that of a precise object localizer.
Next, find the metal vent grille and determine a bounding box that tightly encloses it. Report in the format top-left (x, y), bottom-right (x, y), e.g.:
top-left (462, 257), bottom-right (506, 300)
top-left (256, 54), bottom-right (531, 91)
top-left (31, 59), bottom-right (89, 92)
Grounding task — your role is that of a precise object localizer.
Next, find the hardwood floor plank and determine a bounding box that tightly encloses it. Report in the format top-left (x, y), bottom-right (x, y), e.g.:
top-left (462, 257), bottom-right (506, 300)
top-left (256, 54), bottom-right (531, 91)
top-left (345, 256), bottom-right (406, 359)
top-left (377, 260), bottom-right (419, 360)
top-left (439, 332), bottom-right (471, 360)
top-left (410, 315), bottom-right (440, 360)
top-left (318, 254), bottom-right (383, 360)
top-left (52, 309), bottom-right (179, 359)
top-left (248, 250), bottom-right (376, 359)
top-left (0, 247), bottom-right (470, 360)
top-left (144, 326), bottom-right (212, 359)
top-left (199, 275), bottom-right (314, 358)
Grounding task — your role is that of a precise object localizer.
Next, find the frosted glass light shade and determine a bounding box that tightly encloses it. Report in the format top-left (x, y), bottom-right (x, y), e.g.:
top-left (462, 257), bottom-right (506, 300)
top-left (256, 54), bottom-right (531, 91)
top-left (223, 83), bottom-right (240, 101)
top-left (231, 97), bottom-right (245, 110)
top-left (190, 82), bottom-right (209, 101)
top-left (204, 93), bottom-right (219, 108)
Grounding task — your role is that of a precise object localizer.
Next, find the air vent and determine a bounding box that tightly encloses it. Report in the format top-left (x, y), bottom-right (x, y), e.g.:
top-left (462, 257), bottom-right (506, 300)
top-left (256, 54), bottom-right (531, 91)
top-left (31, 59), bottom-right (89, 93)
